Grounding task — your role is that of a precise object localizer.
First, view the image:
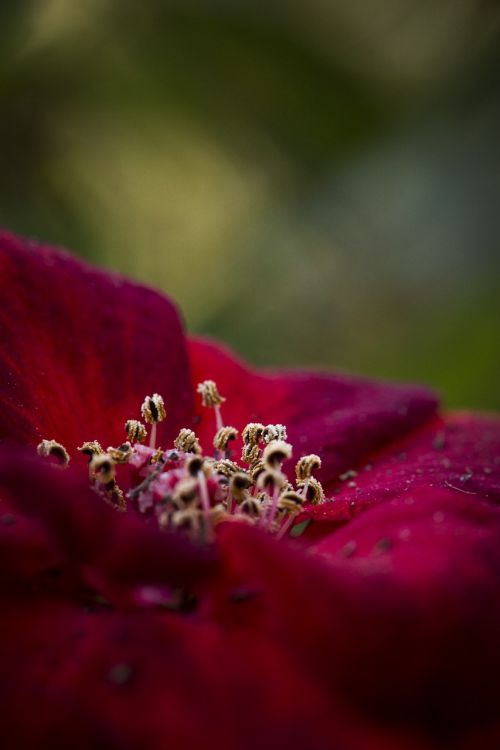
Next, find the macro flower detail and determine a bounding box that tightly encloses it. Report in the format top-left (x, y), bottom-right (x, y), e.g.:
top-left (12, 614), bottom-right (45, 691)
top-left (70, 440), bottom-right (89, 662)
top-left (1, 230), bottom-right (500, 750)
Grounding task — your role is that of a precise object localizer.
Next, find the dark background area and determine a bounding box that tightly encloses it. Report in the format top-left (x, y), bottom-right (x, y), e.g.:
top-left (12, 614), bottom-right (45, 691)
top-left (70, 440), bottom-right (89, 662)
top-left (1, 0), bottom-right (499, 408)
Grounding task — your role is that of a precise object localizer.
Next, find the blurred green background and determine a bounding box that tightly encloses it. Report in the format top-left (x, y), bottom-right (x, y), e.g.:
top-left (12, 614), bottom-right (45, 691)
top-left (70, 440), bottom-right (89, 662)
top-left (1, 0), bottom-right (499, 409)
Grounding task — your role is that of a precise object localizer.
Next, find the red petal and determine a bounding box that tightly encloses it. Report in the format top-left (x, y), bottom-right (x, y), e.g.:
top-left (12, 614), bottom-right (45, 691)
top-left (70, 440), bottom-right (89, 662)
top-left (306, 413), bottom-right (500, 528)
top-left (212, 497), bottom-right (500, 745)
top-left (0, 232), bottom-right (193, 453)
top-left (0, 450), bottom-right (217, 602)
top-left (188, 338), bottom-right (438, 483)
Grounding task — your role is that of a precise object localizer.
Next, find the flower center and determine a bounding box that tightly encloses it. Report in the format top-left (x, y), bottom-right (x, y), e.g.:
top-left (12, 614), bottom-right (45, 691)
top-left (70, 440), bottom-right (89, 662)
top-left (37, 381), bottom-right (325, 541)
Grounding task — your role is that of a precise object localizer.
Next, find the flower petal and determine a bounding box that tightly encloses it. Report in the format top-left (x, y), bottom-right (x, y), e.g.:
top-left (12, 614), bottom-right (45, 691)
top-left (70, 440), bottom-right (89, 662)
top-left (0, 231), bottom-right (193, 452)
top-left (306, 413), bottom-right (500, 528)
top-left (0, 450), bottom-right (217, 601)
top-left (212, 495), bottom-right (500, 746)
top-left (189, 337), bottom-right (438, 483)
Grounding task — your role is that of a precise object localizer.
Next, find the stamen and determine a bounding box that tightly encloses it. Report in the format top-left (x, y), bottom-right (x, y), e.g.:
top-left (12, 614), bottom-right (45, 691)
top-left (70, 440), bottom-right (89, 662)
top-left (78, 440), bottom-right (104, 461)
top-left (175, 428), bottom-right (201, 454)
top-left (257, 468), bottom-right (286, 527)
top-left (296, 454), bottom-right (322, 481)
top-left (107, 442), bottom-right (133, 464)
top-left (213, 426), bottom-right (238, 455)
top-left (197, 380), bottom-right (225, 432)
top-left (276, 490), bottom-right (305, 539)
top-left (90, 453), bottom-right (126, 511)
top-left (125, 419), bottom-right (147, 444)
top-left (37, 439), bottom-right (70, 467)
top-left (196, 468), bottom-right (212, 541)
top-left (213, 458), bottom-right (240, 478)
top-left (297, 476), bottom-right (325, 505)
top-left (90, 453), bottom-right (115, 484)
top-left (141, 394), bottom-right (167, 449)
top-left (228, 471), bottom-right (252, 513)
top-left (263, 440), bottom-right (292, 469)
top-left (173, 478), bottom-right (199, 506)
top-left (262, 424), bottom-right (287, 444)
top-left (239, 497), bottom-right (262, 519)
top-left (39, 378), bottom-right (327, 541)
top-left (241, 443), bottom-right (262, 465)
top-left (186, 455), bottom-right (205, 478)
top-left (242, 423), bottom-right (265, 446)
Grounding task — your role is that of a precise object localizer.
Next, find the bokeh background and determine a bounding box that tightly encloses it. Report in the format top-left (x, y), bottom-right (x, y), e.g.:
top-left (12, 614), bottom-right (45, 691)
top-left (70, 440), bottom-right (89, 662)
top-left (1, 0), bottom-right (499, 409)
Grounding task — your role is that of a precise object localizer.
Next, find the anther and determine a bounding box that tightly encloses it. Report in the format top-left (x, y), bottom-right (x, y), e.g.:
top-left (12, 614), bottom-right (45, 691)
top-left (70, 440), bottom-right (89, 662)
top-left (174, 428), bottom-right (201, 454)
top-left (213, 458), bottom-right (240, 478)
top-left (297, 476), bottom-right (325, 505)
top-left (241, 443), bottom-right (262, 465)
top-left (257, 468), bottom-right (285, 494)
top-left (276, 490), bottom-right (305, 539)
top-left (186, 455), bottom-right (206, 478)
top-left (78, 440), bottom-right (104, 461)
top-left (197, 380), bottom-right (225, 409)
top-left (242, 423), bottom-right (265, 446)
top-left (90, 453), bottom-right (126, 511)
top-left (90, 453), bottom-right (115, 484)
top-left (250, 460), bottom-right (266, 482)
top-left (173, 478), bottom-right (199, 506)
top-left (197, 380), bottom-right (225, 432)
top-left (171, 508), bottom-right (202, 537)
top-left (125, 419), bottom-right (147, 444)
top-left (277, 490), bottom-right (304, 515)
top-left (213, 426), bottom-right (238, 454)
top-left (141, 393), bottom-right (166, 449)
top-left (263, 440), bottom-right (292, 469)
top-left (229, 472), bottom-right (253, 503)
top-left (239, 497), bottom-right (262, 519)
top-left (37, 439), bottom-right (70, 467)
top-left (263, 424), bottom-right (287, 444)
top-left (296, 454), bottom-right (321, 481)
top-left (107, 442), bottom-right (133, 464)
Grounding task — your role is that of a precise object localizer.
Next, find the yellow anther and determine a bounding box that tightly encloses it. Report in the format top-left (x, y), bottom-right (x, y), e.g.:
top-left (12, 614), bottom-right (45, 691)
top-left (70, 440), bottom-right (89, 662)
top-left (90, 453), bottom-right (115, 484)
top-left (108, 483), bottom-right (126, 512)
top-left (174, 428), bottom-right (201, 454)
top-left (213, 426), bottom-right (238, 452)
top-left (173, 478), bottom-right (199, 506)
top-left (297, 476), bottom-right (325, 505)
top-left (213, 458), bottom-right (240, 478)
top-left (107, 442), bottom-right (133, 464)
top-left (37, 439), bottom-right (70, 467)
top-left (229, 472), bottom-right (253, 502)
top-left (257, 468), bottom-right (286, 493)
top-left (263, 424), bottom-right (287, 444)
top-left (242, 422), bottom-right (265, 446)
top-left (125, 419), bottom-right (147, 443)
top-left (171, 508), bottom-right (202, 536)
top-left (277, 490), bottom-right (304, 515)
top-left (296, 454), bottom-right (322, 481)
top-left (78, 440), bottom-right (104, 460)
top-left (141, 394), bottom-right (166, 425)
top-left (263, 440), bottom-right (292, 469)
top-left (197, 380), bottom-right (225, 408)
top-left (250, 460), bottom-right (266, 482)
top-left (239, 497), bottom-right (262, 519)
top-left (241, 443), bottom-right (262, 465)
top-left (186, 455), bottom-right (206, 478)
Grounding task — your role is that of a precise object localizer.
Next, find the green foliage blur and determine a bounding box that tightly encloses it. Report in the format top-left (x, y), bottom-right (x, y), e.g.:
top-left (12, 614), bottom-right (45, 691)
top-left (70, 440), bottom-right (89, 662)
top-left (1, 0), bottom-right (499, 409)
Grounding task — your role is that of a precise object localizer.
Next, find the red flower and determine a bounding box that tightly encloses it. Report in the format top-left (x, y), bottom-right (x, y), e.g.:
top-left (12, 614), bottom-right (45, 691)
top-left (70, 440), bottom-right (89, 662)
top-left (0, 229), bottom-right (499, 749)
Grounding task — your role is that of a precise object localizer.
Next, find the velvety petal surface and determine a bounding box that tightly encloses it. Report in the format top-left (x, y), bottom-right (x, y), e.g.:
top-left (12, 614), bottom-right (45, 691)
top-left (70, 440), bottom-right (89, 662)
top-left (0, 231), bottom-right (193, 453)
top-left (304, 413), bottom-right (500, 529)
top-left (188, 338), bottom-right (438, 485)
top-left (0, 451), bottom-right (217, 602)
